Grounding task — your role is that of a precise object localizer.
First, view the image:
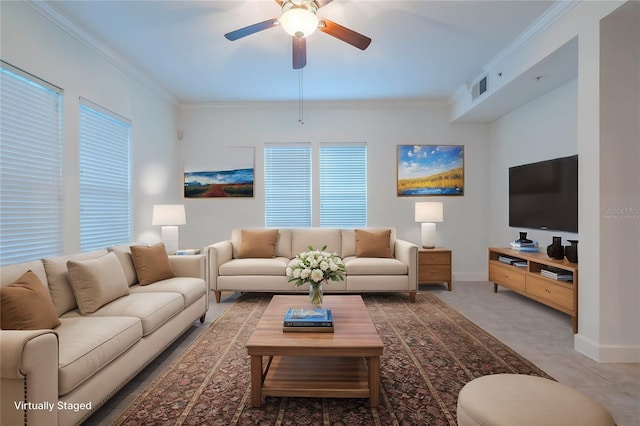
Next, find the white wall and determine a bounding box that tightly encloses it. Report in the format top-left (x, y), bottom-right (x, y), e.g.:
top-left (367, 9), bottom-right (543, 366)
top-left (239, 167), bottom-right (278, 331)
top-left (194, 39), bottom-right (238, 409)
top-left (489, 78), bottom-right (579, 247)
top-left (179, 103), bottom-right (490, 279)
top-left (0, 1), bottom-right (182, 252)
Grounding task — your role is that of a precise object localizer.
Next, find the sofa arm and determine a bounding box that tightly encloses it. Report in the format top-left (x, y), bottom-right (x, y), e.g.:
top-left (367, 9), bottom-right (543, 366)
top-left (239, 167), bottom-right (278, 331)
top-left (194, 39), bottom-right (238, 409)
top-left (394, 239), bottom-right (419, 291)
top-left (1, 330), bottom-right (59, 426)
top-left (168, 254), bottom-right (205, 279)
top-left (204, 241), bottom-right (233, 293)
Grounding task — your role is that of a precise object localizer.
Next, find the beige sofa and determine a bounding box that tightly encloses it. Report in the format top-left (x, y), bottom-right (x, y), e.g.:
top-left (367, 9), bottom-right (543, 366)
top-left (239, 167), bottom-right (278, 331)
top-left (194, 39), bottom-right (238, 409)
top-left (206, 228), bottom-right (418, 303)
top-left (0, 244), bottom-right (208, 426)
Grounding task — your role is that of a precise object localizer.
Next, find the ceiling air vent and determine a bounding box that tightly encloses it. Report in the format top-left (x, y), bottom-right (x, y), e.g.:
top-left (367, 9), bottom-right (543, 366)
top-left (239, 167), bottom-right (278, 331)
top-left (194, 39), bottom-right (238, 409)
top-left (471, 76), bottom-right (487, 100)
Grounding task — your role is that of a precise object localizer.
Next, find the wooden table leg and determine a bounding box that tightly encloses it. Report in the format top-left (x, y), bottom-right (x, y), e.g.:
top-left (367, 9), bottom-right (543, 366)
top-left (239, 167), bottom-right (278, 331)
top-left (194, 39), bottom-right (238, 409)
top-left (250, 355), bottom-right (263, 407)
top-left (367, 356), bottom-right (380, 407)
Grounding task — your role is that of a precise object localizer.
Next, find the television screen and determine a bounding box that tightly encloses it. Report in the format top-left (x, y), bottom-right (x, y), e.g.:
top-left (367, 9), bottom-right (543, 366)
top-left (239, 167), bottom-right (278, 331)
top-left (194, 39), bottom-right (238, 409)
top-left (509, 155), bottom-right (578, 233)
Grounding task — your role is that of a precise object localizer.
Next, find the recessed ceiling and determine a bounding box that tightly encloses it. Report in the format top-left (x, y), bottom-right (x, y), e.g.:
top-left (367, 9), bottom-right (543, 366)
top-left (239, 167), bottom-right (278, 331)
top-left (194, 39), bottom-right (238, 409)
top-left (47, 0), bottom-right (556, 104)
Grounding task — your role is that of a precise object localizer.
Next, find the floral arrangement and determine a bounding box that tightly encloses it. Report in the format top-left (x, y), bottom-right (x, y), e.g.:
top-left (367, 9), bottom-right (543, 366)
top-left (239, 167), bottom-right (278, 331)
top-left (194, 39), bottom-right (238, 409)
top-left (286, 245), bottom-right (346, 287)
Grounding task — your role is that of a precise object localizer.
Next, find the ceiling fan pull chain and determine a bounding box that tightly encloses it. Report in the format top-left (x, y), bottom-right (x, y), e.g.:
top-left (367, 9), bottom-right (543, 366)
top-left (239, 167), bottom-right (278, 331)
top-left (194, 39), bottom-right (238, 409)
top-left (298, 67), bottom-right (304, 124)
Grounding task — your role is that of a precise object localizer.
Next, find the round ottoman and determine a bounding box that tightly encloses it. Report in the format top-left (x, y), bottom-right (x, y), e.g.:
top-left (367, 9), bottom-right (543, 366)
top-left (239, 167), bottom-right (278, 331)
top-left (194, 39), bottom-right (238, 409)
top-left (457, 374), bottom-right (615, 426)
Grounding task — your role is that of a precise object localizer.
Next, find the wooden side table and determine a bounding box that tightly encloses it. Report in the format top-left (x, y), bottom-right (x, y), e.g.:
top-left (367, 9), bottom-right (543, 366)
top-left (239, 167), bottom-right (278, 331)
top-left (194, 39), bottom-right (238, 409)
top-left (418, 248), bottom-right (452, 291)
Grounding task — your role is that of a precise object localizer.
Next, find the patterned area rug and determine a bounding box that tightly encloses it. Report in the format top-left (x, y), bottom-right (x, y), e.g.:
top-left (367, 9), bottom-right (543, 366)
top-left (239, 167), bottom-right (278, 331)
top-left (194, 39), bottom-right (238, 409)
top-left (113, 293), bottom-right (551, 425)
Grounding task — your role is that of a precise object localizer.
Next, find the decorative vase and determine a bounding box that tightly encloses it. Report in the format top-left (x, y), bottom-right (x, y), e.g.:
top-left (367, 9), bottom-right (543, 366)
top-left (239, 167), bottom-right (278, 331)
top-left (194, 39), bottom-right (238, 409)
top-left (565, 240), bottom-right (578, 263)
top-left (309, 281), bottom-right (324, 308)
top-left (546, 236), bottom-right (565, 260)
top-left (517, 232), bottom-right (532, 243)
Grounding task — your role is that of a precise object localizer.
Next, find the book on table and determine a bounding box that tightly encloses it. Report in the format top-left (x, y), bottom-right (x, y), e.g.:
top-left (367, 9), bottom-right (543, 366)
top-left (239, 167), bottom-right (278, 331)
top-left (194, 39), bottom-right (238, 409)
top-left (283, 308), bottom-right (333, 330)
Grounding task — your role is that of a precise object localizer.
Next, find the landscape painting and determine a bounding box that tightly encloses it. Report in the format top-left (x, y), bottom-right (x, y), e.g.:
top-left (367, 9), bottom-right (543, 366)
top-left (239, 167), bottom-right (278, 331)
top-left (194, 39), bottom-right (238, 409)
top-left (184, 147), bottom-right (254, 198)
top-left (397, 145), bottom-right (464, 196)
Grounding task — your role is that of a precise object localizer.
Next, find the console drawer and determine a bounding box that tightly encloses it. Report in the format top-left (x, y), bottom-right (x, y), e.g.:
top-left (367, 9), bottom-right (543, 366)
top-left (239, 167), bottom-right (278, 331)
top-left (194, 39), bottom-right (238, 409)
top-left (526, 275), bottom-right (574, 311)
top-left (489, 263), bottom-right (525, 291)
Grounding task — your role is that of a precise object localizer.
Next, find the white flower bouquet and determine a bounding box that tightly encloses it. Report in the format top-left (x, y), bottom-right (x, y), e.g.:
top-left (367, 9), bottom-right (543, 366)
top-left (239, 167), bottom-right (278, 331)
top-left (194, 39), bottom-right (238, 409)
top-left (286, 245), bottom-right (346, 287)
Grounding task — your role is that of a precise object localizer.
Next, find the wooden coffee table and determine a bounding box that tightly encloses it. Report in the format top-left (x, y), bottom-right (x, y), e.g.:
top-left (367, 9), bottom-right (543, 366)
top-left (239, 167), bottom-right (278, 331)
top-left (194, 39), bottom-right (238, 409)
top-left (245, 295), bottom-right (384, 407)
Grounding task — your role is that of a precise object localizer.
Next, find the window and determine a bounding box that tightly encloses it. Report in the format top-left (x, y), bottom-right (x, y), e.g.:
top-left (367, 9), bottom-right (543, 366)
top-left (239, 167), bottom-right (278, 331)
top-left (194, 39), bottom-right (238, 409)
top-left (264, 144), bottom-right (311, 227)
top-left (264, 143), bottom-right (367, 228)
top-left (0, 62), bottom-right (63, 265)
top-left (79, 98), bottom-right (131, 252)
top-left (319, 144), bottom-right (367, 227)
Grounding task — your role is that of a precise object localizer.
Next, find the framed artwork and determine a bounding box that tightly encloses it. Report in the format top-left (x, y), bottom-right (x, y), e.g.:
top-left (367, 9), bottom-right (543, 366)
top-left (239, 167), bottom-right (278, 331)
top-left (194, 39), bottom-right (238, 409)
top-left (184, 147), bottom-right (254, 198)
top-left (396, 145), bottom-right (464, 196)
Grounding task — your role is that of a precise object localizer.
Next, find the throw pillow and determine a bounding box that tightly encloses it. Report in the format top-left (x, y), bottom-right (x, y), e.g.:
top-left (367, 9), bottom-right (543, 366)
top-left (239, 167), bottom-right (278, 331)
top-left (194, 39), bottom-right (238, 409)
top-left (130, 243), bottom-right (176, 285)
top-left (67, 252), bottom-right (130, 315)
top-left (355, 229), bottom-right (392, 258)
top-left (1, 270), bottom-right (61, 330)
top-left (238, 229), bottom-right (279, 258)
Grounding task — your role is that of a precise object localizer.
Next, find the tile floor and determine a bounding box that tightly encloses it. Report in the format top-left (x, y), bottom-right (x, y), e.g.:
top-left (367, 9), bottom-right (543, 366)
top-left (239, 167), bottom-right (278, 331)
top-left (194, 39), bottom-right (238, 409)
top-left (85, 283), bottom-right (639, 425)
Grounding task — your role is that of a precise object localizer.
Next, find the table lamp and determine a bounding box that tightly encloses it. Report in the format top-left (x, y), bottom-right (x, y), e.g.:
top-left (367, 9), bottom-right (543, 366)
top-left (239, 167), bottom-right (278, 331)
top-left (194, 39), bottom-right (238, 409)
top-left (415, 202), bottom-right (443, 248)
top-left (152, 205), bottom-right (186, 254)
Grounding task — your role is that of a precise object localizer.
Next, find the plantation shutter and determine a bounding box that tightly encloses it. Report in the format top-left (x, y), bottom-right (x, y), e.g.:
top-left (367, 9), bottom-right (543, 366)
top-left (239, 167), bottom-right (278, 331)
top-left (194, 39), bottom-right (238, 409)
top-left (264, 144), bottom-right (311, 227)
top-left (319, 144), bottom-right (367, 227)
top-left (0, 62), bottom-right (63, 265)
top-left (79, 98), bottom-right (131, 252)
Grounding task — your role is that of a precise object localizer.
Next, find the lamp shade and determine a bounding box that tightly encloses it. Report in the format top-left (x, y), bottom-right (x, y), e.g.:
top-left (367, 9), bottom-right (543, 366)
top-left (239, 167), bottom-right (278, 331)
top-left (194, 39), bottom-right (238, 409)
top-left (152, 205), bottom-right (186, 226)
top-left (415, 202), bottom-right (443, 223)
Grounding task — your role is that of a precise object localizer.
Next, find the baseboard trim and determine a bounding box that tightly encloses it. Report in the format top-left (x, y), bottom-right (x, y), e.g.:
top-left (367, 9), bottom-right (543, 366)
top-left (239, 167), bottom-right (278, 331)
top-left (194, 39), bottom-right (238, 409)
top-left (574, 334), bottom-right (640, 363)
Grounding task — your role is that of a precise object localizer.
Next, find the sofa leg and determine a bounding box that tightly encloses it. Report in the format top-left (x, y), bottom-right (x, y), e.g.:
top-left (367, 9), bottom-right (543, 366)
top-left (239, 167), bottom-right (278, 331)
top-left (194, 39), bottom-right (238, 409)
top-left (215, 291), bottom-right (221, 303)
top-left (199, 314), bottom-right (206, 323)
top-left (409, 291), bottom-right (416, 303)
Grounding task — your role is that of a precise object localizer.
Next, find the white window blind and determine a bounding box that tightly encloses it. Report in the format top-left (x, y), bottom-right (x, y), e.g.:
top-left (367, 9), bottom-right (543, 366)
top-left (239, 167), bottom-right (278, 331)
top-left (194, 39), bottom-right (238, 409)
top-left (319, 144), bottom-right (367, 227)
top-left (264, 144), bottom-right (311, 227)
top-left (79, 98), bottom-right (131, 252)
top-left (0, 62), bottom-right (63, 265)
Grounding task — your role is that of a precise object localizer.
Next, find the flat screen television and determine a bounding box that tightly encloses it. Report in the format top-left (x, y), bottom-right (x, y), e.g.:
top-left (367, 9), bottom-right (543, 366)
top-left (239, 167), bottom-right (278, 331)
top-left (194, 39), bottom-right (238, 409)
top-left (509, 155), bottom-right (578, 233)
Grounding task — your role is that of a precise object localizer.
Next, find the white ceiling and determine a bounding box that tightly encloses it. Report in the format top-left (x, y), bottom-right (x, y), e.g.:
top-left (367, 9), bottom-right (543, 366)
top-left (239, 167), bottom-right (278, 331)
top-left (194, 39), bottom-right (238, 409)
top-left (47, 0), bottom-right (558, 104)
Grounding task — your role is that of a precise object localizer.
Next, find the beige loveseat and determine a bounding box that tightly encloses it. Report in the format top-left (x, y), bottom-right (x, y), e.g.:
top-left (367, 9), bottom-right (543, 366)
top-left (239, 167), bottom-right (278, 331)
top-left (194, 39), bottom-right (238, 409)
top-left (0, 244), bottom-right (208, 426)
top-left (206, 228), bottom-right (418, 303)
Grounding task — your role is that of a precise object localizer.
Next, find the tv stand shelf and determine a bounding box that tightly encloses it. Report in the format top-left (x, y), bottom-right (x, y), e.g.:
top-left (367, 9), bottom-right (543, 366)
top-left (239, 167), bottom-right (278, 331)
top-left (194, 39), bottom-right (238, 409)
top-left (488, 247), bottom-right (578, 333)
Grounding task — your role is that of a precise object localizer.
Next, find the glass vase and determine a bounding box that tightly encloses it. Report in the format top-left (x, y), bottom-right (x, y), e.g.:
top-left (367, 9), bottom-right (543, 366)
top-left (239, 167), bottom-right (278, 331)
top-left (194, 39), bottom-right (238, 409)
top-left (309, 281), bottom-right (323, 308)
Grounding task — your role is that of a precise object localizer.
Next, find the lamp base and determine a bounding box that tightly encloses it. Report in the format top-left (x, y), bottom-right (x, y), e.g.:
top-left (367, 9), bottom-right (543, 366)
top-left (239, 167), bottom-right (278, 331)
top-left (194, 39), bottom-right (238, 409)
top-left (161, 226), bottom-right (179, 255)
top-left (421, 223), bottom-right (437, 248)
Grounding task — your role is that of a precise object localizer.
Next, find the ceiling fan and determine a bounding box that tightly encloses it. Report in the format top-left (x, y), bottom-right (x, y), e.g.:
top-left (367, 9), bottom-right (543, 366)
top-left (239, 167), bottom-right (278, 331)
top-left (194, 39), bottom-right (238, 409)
top-left (224, 0), bottom-right (372, 69)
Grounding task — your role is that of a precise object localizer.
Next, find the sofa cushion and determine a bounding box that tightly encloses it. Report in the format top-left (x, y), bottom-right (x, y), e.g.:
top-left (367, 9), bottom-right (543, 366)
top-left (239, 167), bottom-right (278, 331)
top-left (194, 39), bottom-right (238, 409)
top-left (355, 229), bottom-right (392, 258)
top-left (342, 228), bottom-right (397, 258)
top-left (130, 243), bottom-right (176, 285)
top-left (56, 316), bottom-right (142, 395)
top-left (291, 228), bottom-right (342, 257)
top-left (129, 277), bottom-right (206, 307)
top-left (0, 260), bottom-right (48, 289)
top-left (63, 292), bottom-right (184, 336)
top-left (67, 252), bottom-right (130, 315)
top-left (238, 229), bottom-right (279, 258)
top-left (107, 244), bottom-right (143, 286)
top-left (231, 228), bottom-right (292, 259)
top-left (43, 249), bottom-right (109, 316)
top-left (220, 257), bottom-right (290, 276)
top-left (343, 256), bottom-right (408, 275)
top-left (1, 270), bottom-right (61, 330)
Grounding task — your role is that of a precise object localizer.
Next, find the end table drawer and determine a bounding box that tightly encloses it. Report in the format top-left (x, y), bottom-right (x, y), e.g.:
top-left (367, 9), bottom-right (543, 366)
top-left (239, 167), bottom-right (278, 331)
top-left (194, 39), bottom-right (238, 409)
top-left (419, 265), bottom-right (450, 281)
top-left (419, 252), bottom-right (451, 265)
top-left (489, 263), bottom-right (525, 291)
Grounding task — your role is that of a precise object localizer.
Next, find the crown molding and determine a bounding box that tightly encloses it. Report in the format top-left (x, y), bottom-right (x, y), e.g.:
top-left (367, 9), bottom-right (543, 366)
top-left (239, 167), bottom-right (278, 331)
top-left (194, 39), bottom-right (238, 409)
top-left (25, 0), bottom-right (179, 106)
top-left (482, 0), bottom-right (580, 73)
top-left (180, 98), bottom-right (449, 112)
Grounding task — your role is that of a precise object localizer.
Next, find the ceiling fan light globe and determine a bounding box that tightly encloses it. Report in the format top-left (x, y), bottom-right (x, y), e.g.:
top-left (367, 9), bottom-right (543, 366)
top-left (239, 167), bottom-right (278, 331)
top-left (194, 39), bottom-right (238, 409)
top-left (279, 9), bottom-right (318, 38)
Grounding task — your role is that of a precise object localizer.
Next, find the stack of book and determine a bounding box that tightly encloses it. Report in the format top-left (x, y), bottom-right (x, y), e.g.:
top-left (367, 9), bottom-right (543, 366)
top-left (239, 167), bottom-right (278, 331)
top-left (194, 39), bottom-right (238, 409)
top-left (541, 267), bottom-right (573, 281)
top-left (509, 240), bottom-right (539, 252)
top-left (283, 308), bottom-right (334, 333)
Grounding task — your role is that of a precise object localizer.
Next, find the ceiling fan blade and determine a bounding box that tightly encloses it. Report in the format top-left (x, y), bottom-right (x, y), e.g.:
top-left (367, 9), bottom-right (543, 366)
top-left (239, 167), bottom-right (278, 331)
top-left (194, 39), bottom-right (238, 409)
top-left (292, 37), bottom-right (307, 69)
top-left (319, 18), bottom-right (371, 50)
top-left (224, 18), bottom-right (279, 41)
top-left (316, 0), bottom-right (334, 7)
